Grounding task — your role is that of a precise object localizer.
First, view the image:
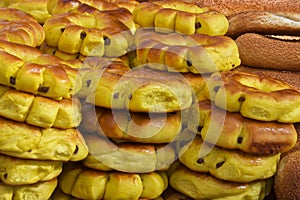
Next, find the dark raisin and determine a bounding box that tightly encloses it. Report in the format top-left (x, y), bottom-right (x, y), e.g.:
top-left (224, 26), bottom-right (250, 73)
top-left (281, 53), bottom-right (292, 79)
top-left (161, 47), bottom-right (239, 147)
top-left (128, 93), bottom-right (132, 100)
top-left (10, 77), bottom-right (16, 85)
top-left (74, 145), bottom-right (79, 154)
top-left (216, 161), bottom-right (225, 168)
top-left (113, 92), bottom-right (119, 99)
top-left (103, 36), bottom-right (111, 45)
top-left (3, 173), bottom-right (7, 179)
top-left (80, 31), bottom-right (87, 39)
top-left (60, 27), bottom-right (65, 33)
top-left (195, 22), bottom-right (201, 29)
top-left (38, 85), bottom-right (49, 93)
top-left (197, 126), bottom-right (202, 132)
top-left (237, 136), bottom-right (243, 144)
top-left (238, 96), bottom-right (245, 102)
top-left (197, 158), bottom-right (204, 164)
top-left (186, 60), bottom-right (192, 67)
top-left (86, 80), bottom-right (91, 87)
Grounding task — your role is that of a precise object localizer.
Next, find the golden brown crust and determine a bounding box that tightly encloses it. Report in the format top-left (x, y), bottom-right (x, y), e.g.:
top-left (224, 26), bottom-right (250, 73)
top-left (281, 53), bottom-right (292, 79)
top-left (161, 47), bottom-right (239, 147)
top-left (274, 150), bottom-right (300, 200)
top-left (235, 33), bottom-right (300, 71)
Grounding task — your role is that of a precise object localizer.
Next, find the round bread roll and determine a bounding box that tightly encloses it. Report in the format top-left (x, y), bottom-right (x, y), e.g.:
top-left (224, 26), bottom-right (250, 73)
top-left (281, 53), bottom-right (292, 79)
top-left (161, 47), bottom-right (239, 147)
top-left (58, 163), bottom-right (168, 200)
top-left (84, 133), bottom-right (176, 173)
top-left (79, 62), bottom-right (194, 113)
top-left (134, 28), bottom-right (241, 74)
top-left (132, 1), bottom-right (229, 36)
top-left (178, 135), bottom-right (280, 183)
top-left (80, 103), bottom-right (182, 143)
top-left (0, 116), bottom-right (88, 161)
top-left (187, 100), bottom-right (298, 155)
top-left (169, 163), bottom-right (273, 200)
top-left (205, 70), bottom-right (300, 123)
top-left (0, 154), bottom-right (62, 185)
top-left (0, 178), bottom-right (57, 200)
top-left (0, 85), bottom-right (82, 128)
top-left (274, 150), bottom-right (300, 200)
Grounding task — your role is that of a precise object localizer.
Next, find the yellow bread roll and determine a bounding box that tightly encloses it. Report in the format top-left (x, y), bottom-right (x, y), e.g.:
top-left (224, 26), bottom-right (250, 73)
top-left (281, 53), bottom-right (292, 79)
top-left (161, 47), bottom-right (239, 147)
top-left (58, 163), bottom-right (167, 200)
top-left (0, 116), bottom-right (88, 161)
top-left (169, 163), bottom-right (273, 200)
top-left (80, 103), bottom-right (182, 143)
top-left (0, 85), bottom-right (81, 128)
top-left (0, 50), bottom-right (80, 100)
top-left (132, 1), bottom-right (229, 36)
top-left (79, 61), bottom-right (193, 113)
top-left (179, 135), bottom-right (280, 183)
top-left (0, 178), bottom-right (57, 200)
top-left (84, 133), bottom-right (176, 173)
top-left (205, 70), bottom-right (300, 123)
top-left (134, 28), bottom-right (241, 74)
top-left (0, 154), bottom-right (62, 186)
top-left (186, 100), bottom-right (298, 155)
top-left (0, 7), bottom-right (45, 47)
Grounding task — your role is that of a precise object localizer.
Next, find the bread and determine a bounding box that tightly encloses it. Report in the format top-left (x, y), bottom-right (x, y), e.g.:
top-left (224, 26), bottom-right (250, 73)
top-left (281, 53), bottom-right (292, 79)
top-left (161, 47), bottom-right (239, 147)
top-left (187, 100), bottom-right (298, 155)
top-left (0, 153), bottom-right (62, 185)
top-left (134, 28), bottom-right (241, 74)
top-left (274, 150), bottom-right (300, 200)
top-left (84, 133), bottom-right (176, 173)
top-left (58, 163), bottom-right (167, 200)
top-left (205, 70), bottom-right (300, 123)
top-left (133, 1), bottom-right (229, 36)
top-left (0, 85), bottom-right (82, 128)
top-left (0, 116), bottom-right (88, 161)
top-left (79, 63), bottom-right (194, 113)
top-left (0, 178), bottom-right (57, 200)
top-left (178, 135), bottom-right (280, 182)
top-left (80, 103), bottom-right (182, 143)
top-left (169, 163), bottom-right (273, 200)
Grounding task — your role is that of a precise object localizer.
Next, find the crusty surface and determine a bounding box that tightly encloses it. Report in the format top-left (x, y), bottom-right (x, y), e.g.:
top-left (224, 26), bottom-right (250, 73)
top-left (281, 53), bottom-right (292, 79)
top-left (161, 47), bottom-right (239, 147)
top-left (274, 150), bottom-right (300, 200)
top-left (235, 33), bottom-right (300, 71)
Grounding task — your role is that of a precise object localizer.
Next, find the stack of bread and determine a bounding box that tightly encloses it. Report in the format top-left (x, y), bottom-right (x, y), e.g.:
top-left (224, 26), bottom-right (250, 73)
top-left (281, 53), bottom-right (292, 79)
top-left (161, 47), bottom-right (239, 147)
top-left (0, 6), bottom-right (89, 199)
top-left (0, 0), bottom-right (299, 199)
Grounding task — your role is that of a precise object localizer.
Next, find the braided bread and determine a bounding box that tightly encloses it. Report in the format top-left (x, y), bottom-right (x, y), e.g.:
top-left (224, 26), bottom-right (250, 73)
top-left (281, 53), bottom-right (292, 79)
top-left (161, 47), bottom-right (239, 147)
top-left (134, 28), bottom-right (241, 74)
top-left (0, 116), bottom-right (88, 161)
top-left (0, 178), bottom-right (57, 200)
top-left (0, 154), bottom-right (62, 186)
top-left (169, 163), bottom-right (273, 200)
top-left (179, 135), bottom-right (280, 183)
top-left (132, 1), bottom-right (229, 36)
top-left (58, 163), bottom-right (168, 200)
top-left (205, 71), bottom-right (300, 123)
top-left (0, 85), bottom-right (81, 128)
top-left (0, 8), bottom-right (45, 47)
top-left (84, 133), bottom-right (176, 173)
top-left (187, 100), bottom-right (298, 155)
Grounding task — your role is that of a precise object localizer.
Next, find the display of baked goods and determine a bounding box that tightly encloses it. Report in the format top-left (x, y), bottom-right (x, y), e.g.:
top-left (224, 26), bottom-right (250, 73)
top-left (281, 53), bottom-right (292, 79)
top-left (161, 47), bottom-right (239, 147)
top-left (0, 0), bottom-right (299, 199)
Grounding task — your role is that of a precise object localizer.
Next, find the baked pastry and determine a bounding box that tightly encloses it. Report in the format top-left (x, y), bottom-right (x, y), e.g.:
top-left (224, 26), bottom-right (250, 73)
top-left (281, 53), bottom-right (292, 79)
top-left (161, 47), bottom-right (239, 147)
top-left (80, 103), bottom-right (182, 143)
top-left (0, 50), bottom-right (80, 100)
top-left (134, 28), bottom-right (241, 74)
top-left (205, 70), bottom-right (300, 123)
top-left (0, 85), bottom-right (82, 128)
top-left (43, 6), bottom-right (134, 57)
top-left (84, 133), bottom-right (176, 173)
top-left (178, 135), bottom-right (280, 182)
top-left (0, 178), bottom-right (57, 200)
top-left (79, 62), bottom-right (193, 113)
top-left (169, 163), bottom-right (273, 200)
top-left (132, 1), bottom-right (229, 36)
top-left (0, 153), bottom-right (62, 185)
top-left (187, 100), bottom-right (298, 155)
top-left (0, 8), bottom-right (45, 47)
top-left (0, 116), bottom-right (88, 161)
top-left (58, 163), bottom-right (168, 200)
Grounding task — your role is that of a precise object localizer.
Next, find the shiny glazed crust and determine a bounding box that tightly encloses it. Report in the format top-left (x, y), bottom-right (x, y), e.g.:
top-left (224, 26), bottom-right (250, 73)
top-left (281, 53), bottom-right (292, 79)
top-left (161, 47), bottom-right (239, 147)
top-left (205, 71), bottom-right (300, 123)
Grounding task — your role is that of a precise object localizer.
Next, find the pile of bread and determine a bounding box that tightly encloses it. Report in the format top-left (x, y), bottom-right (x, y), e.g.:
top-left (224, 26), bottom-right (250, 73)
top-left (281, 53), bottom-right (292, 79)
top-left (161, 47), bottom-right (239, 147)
top-left (0, 0), bottom-right (299, 199)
